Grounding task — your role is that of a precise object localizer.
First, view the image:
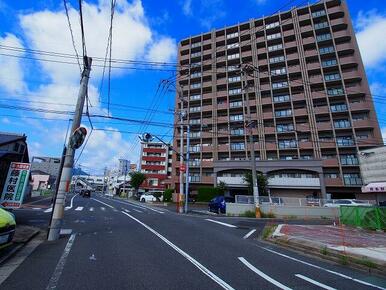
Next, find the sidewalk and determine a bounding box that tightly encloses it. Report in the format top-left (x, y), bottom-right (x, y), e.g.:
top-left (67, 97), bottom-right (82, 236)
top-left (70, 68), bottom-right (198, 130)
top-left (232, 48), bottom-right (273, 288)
top-left (270, 224), bottom-right (386, 274)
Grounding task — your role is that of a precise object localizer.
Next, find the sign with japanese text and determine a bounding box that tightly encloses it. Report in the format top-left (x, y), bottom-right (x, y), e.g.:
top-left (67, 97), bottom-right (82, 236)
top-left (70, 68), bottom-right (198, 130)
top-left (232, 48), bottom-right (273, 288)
top-left (0, 162), bottom-right (31, 208)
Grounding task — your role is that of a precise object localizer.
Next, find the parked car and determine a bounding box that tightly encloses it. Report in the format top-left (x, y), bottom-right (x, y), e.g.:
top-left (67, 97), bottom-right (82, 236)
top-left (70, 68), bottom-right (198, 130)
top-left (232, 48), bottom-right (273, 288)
top-left (324, 199), bottom-right (372, 208)
top-left (0, 208), bottom-right (16, 248)
top-left (140, 193), bottom-right (162, 203)
top-left (208, 196), bottom-right (234, 214)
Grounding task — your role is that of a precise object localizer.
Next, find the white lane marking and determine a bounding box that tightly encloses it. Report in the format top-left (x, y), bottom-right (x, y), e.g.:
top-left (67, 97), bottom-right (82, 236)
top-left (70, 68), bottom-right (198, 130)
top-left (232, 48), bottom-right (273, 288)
top-left (75, 206), bottom-right (83, 211)
top-left (89, 207), bottom-right (94, 212)
top-left (205, 219), bottom-right (237, 228)
top-left (132, 209), bottom-right (142, 213)
top-left (243, 229), bottom-right (256, 239)
top-left (32, 208), bottom-right (41, 210)
top-left (100, 196), bottom-right (164, 214)
top-left (100, 207), bottom-right (106, 211)
top-left (295, 274), bottom-right (336, 290)
top-left (46, 233), bottom-right (76, 290)
top-left (44, 208), bottom-right (53, 213)
top-left (121, 211), bottom-right (234, 290)
top-left (262, 247), bottom-right (386, 290)
top-left (238, 257), bottom-right (292, 290)
top-left (124, 209), bottom-right (131, 213)
top-left (91, 198), bottom-right (115, 209)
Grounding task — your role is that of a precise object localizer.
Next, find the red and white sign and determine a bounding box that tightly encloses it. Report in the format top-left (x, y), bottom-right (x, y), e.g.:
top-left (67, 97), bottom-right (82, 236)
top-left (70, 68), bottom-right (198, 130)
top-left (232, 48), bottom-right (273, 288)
top-left (0, 162), bottom-right (31, 209)
top-left (361, 182), bottom-right (386, 193)
top-left (180, 164), bottom-right (186, 172)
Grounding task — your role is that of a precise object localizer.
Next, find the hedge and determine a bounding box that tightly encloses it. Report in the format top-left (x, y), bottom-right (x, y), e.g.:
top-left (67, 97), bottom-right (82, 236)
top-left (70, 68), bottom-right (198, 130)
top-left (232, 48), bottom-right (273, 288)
top-left (197, 187), bottom-right (223, 202)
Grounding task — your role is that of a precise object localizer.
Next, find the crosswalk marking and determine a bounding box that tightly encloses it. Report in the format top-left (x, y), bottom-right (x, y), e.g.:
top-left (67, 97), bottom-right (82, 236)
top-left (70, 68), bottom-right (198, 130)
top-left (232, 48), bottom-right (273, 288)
top-left (65, 206), bottom-right (71, 210)
top-left (75, 206), bottom-right (83, 211)
top-left (89, 207), bottom-right (94, 211)
top-left (44, 208), bottom-right (53, 213)
top-left (100, 207), bottom-right (106, 211)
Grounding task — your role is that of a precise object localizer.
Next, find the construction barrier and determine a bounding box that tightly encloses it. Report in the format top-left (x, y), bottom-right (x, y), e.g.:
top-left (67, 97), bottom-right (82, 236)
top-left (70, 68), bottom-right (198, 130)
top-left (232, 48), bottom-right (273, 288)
top-left (340, 206), bottom-right (386, 231)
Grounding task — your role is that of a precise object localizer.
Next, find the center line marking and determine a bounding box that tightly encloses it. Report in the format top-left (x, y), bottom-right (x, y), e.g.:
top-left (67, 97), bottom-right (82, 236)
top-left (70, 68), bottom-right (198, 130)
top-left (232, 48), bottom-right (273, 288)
top-left (121, 211), bottom-right (234, 290)
top-left (295, 274), bottom-right (336, 290)
top-left (238, 257), bottom-right (292, 290)
top-left (243, 229), bottom-right (256, 239)
top-left (205, 219), bottom-right (236, 228)
top-left (65, 193), bottom-right (79, 210)
top-left (75, 206), bottom-right (83, 211)
top-left (99, 196), bottom-right (164, 214)
top-left (46, 233), bottom-right (76, 290)
top-left (132, 209), bottom-right (142, 213)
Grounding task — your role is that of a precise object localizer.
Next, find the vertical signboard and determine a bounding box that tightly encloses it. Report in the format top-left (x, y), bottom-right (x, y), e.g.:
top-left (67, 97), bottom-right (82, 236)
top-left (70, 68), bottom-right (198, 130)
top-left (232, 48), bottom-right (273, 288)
top-left (0, 162), bottom-right (31, 208)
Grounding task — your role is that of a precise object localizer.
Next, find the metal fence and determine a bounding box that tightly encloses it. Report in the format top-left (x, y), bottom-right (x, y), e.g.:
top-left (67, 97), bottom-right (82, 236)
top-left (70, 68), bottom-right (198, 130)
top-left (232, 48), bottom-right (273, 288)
top-left (340, 206), bottom-right (386, 231)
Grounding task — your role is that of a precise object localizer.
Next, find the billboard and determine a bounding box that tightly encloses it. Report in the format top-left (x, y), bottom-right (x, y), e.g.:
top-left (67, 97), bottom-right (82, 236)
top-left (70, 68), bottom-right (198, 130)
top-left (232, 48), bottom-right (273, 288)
top-left (0, 162), bottom-right (31, 208)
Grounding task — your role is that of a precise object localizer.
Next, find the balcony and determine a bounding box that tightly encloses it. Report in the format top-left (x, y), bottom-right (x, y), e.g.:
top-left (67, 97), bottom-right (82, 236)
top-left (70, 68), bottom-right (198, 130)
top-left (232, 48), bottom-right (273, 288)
top-left (314, 106), bottom-right (329, 114)
top-left (342, 71), bottom-right (361, 81)
top-left (203, 92), bottom-right (214, 100)
top-left (268, 177), bottom-right (320, 188)
top-left (324, 177), bottom-right (343, 187)
top-left (305, 50), bottom-right (318, 58)
top-left (349, 102), bottom-right (368, 112)
top-left (266, 142), bottom-right (277, 150)
top-left (353, 119), bottom-right (372, 128)
top-left (336, 42), bottom-right (354, 53)
top-left (202, 176), bottom-right (214, 184)
top-left (217, 144), bottom-right (229, 152)
top-left (300, 25), bottom-right (312, 33)
top-left (201, 160), bottom-right (213, 167)
top-left (317, 122), bottom-right (332, 131)
top-left (288, 65), bottom-right (301, 74)
top-left (202, 146), bottom-right (214, 153)
top-left (339, 55), bottom-right (357, 67)
top-left (217, 176), bottom-right (246, 187)
top-left (202, 118), bottom-right (212, 126)
top-left (265, 127), bottom-right (275, 134)
top-left (334, 29), bottom-right (350, 40)
top-left (322, 158), bottom-right (339, 167)
top-left (263, 111), bottom-right (274, 119)
top-left (294, 108), bottom-right (308, 116)
top-left (302, 37), bottom-right (315, 45)
top-left (296, 123), bottom-right (310, 132)
top-left (307, 62), bottom-right (321, 70)
top-left (217, 103), bottom-right (228, 110)
top-left (344, 177), bottom-right (362, 186)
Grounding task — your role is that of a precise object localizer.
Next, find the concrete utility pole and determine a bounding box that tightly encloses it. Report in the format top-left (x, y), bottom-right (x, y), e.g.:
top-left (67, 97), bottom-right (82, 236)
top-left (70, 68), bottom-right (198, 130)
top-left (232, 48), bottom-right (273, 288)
top-left (178, 109), bottom-right (184, 213)
top-left (48, 57), bottom-right (92, 241)
top-left (241, 64), bottom-right (261, 218)
top-left (184, 124), bottom-right (190, 214)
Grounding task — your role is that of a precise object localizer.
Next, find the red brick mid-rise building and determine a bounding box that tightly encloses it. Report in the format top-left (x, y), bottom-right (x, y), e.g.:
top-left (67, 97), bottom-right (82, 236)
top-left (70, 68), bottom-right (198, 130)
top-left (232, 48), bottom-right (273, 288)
top-left (139, 142), bottom-right (172, 193)
top-left (171, 0), bottom-right (383, 199)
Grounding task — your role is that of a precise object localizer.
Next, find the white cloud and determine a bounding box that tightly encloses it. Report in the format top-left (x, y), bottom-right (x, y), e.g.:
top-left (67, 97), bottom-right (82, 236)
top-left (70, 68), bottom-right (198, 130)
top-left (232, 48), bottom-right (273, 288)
top-left (146, 37), bottom-right (177, 63)
top-left (356, 10), bottom-right (386, 68)
top-left (381, 127), bottom-right (386, 141)
top-left (182, 0), bottom-right (192, 16)
top-left (0, 33), bottom-right (26, 94)
top-left (370, 82), bottom-right (386, 96)
top-left (1, 117), bottom-right (10, 124)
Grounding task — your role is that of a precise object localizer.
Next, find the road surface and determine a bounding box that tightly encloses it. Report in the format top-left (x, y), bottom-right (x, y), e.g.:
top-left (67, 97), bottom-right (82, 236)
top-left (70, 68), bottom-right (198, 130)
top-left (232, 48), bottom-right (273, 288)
top-left (1, 194), bottom-right (385, 289)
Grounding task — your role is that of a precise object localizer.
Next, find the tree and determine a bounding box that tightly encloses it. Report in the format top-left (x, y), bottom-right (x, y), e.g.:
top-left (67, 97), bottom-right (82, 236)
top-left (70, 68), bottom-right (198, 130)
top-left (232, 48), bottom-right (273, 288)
top-left (243, 171), bottom-right (269, 196)
top-left (217, 181), bottom-right (227, 195)
top-left (129, 171), bottom-right (147, 196)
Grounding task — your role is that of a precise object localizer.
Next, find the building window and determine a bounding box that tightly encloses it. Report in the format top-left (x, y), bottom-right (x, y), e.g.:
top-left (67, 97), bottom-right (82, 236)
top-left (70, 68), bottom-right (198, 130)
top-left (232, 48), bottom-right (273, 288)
top-left (322, 59), bottom-right (337, 67)
top-left (273, 94), bottom-right (290, 103)
top-left (191, 42), bottom-right (201, 48)
top-left (266, 21), bottom-right (280, 29)
top-left (191, 52), bottom-right (201, 58)
top-left (278, 139), bottom-right (297, 149)
top-left (275, 109), bottom-right (292, 117)
top-left (228, 76), bottom-right (241, 83)
top-left (226, 32), bottom-right (239, 39)
top-left (230, 114), bottom-right (243, 121)
top-left (191, 62), bottom-right (201, 68)
top-left (229, 101), bottom-right (243, 108)
top-left (330, 103), bottom-right (347, 112)
top-left (316, 33), bottom-right (332, 42)
top-left (267, 32), bottom-right (281, 40)
top-left (277, 123), bottom-right (294, 132)
top-left (230, 128), bottom-right (244, 135)
top-left (269, 55), bottom-right (285, 64)
top-left (190, 72), bottom-right (202, 78)
top-left (271, 67), bottom-right (287, 76)
top-left (227, 43), bottom-right (239, 49)
top-left (334, 119), bottom-right (351, 128)
top-left (268, 43), bottom-right (283, 52)
top-left (340, 154), bottom-right (359, 165)
top-left (343, 173), bottom-right (362, 185)
top-left (272, 81), bottom-right (288, 89)
top-left (190, 94), bottom-right (201, 101)
top-left (148, 179), bottom-right (159, 186)
top-left (324, 173), bottom-right (339, 178)
top-left (227, 65), bottom-right (239, 72)
top-left (319, 46), bottom-right (334, 54)
top-left (189, 106), bottom-right (201, 113)
top-left (327, 87), bottom-right (344, 96)
top-left (189, 159), bottom-right (201, 167)
top-left (189, 119), bottom-right (201, 125)
top-left (189, 145), bottom-right (200, 152)
top-left (336, 136), bottom-right (354, 146)
top-left (190, 131), bottom-right (201, 138)
top-left (230, 142), bottom-right (245, 150)
top-left (13, 143), bottom-right (20, 152)
top-left (314, 21), bottom-right (328, 29)
top-left (190, 83), bottom-right (201, 89)
top-left (229, 88), bottom-right (242, 95)
top-left (227, 53), bottom-right (240, 60)
top-left (324, 73), bottom-right (341, 81)
top-left (312, 10), bottom-right (326, 18)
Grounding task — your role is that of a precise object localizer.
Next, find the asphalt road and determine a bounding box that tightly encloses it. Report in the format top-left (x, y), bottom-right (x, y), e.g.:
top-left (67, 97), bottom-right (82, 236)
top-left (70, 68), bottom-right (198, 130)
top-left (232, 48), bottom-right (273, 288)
top-left (1, 194), bottom-right (385, 290)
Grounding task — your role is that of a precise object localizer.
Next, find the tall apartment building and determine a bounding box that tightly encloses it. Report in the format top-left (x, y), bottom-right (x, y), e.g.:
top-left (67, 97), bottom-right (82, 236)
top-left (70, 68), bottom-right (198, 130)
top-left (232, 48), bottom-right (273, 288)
top-left (171, 0), bottom-right (383, 199)
top-left (139, 142), bottom-right (172, 193)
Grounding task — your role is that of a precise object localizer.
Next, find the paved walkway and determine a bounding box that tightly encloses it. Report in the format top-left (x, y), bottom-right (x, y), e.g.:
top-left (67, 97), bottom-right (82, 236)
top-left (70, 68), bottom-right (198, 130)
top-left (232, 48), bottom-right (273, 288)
top-left (273, 224), bottom-right (386, 263)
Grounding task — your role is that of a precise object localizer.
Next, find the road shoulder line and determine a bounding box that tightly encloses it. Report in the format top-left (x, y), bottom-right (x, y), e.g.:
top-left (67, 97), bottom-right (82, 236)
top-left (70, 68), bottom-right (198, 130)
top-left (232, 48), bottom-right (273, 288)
top-left (205, 219), bottom-right (237, 228)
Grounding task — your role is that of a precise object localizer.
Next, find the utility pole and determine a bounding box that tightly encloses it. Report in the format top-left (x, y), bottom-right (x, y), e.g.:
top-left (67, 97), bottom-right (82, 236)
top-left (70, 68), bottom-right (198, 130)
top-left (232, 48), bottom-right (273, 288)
top-left (241, 64), bottom-right (261, 218)
top-left (48, 57), bottom-right (92, 241)
top-left (184, 124), bottom-right (190, 213)
top-left (178, 86), bottom-right (185, 214)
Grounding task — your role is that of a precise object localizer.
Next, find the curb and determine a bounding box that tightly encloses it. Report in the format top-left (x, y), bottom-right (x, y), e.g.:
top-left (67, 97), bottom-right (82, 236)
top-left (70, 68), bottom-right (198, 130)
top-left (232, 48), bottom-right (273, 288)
top-left (261, 225), bottom-right (386, 277)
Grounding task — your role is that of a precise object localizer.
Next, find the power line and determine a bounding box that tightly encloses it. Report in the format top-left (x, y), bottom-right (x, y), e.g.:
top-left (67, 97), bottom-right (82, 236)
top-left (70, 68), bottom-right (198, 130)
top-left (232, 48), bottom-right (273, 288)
top-left (63, 0), bottom-right (82, 72)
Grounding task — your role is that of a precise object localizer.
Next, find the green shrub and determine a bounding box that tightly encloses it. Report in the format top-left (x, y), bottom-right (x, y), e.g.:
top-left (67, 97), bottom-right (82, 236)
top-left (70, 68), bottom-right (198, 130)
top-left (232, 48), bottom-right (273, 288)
top-left (261, 212), bottom-right (276, 218)
top-left (320, 246), bottom-right (328, 255)
top-left (262, 224), bottom-right (277, 239)
top-left (197, 187), bottom-right (222, 202)
top-left (240, 210), bottom-right (256, 218)
top-left (163, 189), bottom-right (173, 202)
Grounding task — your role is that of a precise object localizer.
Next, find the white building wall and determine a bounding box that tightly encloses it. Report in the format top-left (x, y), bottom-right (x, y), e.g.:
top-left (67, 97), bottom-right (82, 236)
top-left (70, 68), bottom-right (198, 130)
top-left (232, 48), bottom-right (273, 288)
top-left (359, 146), bottom-right (386, 184)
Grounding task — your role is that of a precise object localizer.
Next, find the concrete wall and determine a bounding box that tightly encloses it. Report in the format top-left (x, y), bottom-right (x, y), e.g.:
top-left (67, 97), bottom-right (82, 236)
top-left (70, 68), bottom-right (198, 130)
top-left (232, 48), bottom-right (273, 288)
top-left (260, 204), bottom-right (339, 219)
top-left (226, 203), bottom-right (255, 215)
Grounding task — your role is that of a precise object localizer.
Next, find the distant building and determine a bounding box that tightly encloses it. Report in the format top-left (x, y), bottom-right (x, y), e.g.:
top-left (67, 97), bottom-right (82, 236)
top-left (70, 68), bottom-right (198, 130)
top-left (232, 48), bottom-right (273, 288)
top-left (118, 159), bottom-right (130, 175)
top-left (31, 156), bottom-right (61, 180)
top-left (130, 163), bottom-right (137, 172)
top-left (359, 146), bottom-right (386, 203)
top-left (30, 170), bottom-right (54, 191)
top-left (139, 141), bottom-right (172, 193)
top-left (71, 175), bottom-right (105, 192)
top-left (0, 132), bottom-right (29, 194)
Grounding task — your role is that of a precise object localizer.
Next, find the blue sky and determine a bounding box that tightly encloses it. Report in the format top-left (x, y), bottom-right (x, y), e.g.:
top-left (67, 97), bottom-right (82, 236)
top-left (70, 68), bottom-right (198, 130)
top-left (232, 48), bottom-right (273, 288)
top-left (0, 0), bottom-right (385, 175)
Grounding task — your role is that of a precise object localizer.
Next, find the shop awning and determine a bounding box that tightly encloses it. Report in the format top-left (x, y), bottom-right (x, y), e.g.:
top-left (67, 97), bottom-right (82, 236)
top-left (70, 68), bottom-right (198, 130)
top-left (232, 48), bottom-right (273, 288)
top-left (361, 182), bottom-right (386, 193)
